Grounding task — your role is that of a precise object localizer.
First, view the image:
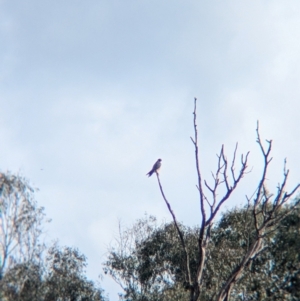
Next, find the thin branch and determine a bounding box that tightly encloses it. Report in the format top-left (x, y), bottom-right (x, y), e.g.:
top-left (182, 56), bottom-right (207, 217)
top-left (191, 98), bottom-right (209, 294)
top-left (254, 122), bottom-right (273, 207)
top-left (156, 173), bottom-right (192, 286)
top-left (206, 151), bottom-right (249, 226)
top-left (231, 143), bottom-right (238, 182)
top-left (216, 237), bottom-right (264, 301)
top-left (204, 180), bottom-right (214, 194)
top-left (272, 161), bottom-right (288, 207)
top-left (285, 183), bottom-right (300, 198)
top-left (192, 98), bottom-right (206, 226)
top-left (216, 125), bottom-right (300, 301)
top-left (221, 146), bottom-right (230, 191)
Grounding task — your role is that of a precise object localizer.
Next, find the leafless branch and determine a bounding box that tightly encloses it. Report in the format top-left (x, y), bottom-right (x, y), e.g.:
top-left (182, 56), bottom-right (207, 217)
top-left (206, 149), bottom-right (249, 226)
top-left (216, 125), bottom-right (300, 301)
top-left (155, 173), bottom-right (192, 287)
top-left (192, 98), bottom-right (206, 226)
top-left (231, 143), bottom-right (238, 182)
top-left (151, 100), bottom-right (299, 301)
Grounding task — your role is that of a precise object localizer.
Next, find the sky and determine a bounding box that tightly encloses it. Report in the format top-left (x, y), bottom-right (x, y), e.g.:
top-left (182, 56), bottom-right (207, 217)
top-left (1, 0), bottom-right (300, 299)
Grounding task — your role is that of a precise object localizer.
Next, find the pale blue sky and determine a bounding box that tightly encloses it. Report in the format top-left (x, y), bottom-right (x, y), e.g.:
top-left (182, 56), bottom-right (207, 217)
top-left (1, 1), bottom-right (300, 299)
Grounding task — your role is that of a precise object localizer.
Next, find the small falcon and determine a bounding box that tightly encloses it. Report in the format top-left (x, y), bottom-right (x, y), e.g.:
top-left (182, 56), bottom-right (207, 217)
top-left (146, 159), bottom-right (162, 177)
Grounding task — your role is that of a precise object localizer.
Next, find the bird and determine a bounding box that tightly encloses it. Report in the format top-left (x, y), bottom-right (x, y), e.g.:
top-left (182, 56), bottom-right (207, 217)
top-left (146, 159), bottom-right (162, 177)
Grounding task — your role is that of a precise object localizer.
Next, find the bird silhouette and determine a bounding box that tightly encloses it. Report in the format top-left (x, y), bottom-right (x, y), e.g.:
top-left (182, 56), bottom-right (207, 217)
top-left (146, 159), bottom-right (162, 177)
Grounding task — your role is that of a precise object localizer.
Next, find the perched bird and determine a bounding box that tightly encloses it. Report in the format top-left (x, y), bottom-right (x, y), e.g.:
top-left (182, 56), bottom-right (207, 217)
top-left (146, 159), bottom-right (162, 177)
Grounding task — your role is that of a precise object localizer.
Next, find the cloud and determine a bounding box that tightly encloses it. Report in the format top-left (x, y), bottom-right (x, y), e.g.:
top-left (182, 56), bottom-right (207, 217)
top-left (1, 1), bottom-right (300, 299)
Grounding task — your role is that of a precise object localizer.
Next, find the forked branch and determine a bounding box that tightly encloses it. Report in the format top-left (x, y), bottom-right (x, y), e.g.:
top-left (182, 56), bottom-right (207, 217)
top-left (216, 125), bottom-right (300, 301)
top-left (191, 98), bottom-right (250, 300)
top-left (205, 145), bottom-right (249, 226)
top-left (153, 99), bottom-right (299, 301)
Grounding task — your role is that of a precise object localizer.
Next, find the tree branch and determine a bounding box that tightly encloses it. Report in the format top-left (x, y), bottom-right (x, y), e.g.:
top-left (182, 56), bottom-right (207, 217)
top-left (216, 125), bottom-right (300, 301)
top-left (155, 173), bottom-right (192, 287)
top-left (192, 98), bottom-right (206, 226)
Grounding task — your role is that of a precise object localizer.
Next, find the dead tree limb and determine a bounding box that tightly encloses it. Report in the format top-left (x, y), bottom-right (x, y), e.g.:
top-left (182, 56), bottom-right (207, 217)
top-left (156, 98), bottom-right (250, 301)
top-left (190, 99), bottom-right (250, 300)
top-left (154, 99), bottom-right (299, 301)
top-left (156, 173), bottom-right (193, 290)
top-left (215, 124), bottom-right (300, 301)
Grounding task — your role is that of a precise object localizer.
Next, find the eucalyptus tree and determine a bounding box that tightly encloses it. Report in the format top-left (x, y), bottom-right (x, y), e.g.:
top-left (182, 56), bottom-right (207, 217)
top-left (0, 244), bottom-right (106, 301)
top-left (156, 98), bottom-right (299, 301)
top-left (0, 172), bottom-right (47, 276)
top-left (104, 203), bottom-right (299, 301)
top-left (0, 172), bottom-right (106, 301)
top-left (105, 98), bottom-right (300, 301)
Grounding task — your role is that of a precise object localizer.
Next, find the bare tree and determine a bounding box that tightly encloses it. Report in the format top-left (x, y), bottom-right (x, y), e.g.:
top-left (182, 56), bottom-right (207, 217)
top-left (155, 98), bottom-right (300, 301)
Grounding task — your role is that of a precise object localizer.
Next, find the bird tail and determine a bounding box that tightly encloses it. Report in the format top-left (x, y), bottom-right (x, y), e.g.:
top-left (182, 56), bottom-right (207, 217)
top-left (146, 170), bottom-right (153, 177)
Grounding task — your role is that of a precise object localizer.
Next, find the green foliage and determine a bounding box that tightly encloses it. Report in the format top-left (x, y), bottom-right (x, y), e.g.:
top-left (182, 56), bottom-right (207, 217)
top-left (44, 244), bottom-right (105, 301)
top-left (234, 203), bottom-right (300, 300)
top-left (0, 171), bottom-right (106, 301)
top-left (0, 172), bottom-right (48, 274)
top-left (104, 203), bottom-right (300, 301)
top-left (0, 262), bottom-right (43, 301)
top-left (0, 245), bottom-right (105, 301)
top-left (103, 215), bottom-right (192, 300)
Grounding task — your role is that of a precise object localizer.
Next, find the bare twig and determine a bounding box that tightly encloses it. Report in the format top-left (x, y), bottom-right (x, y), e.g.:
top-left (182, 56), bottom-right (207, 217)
top-left (216, 125), bottom-right (300, 301)
top-left (206, 150), bottom-right (249, 226)
top-left (152, 101), bottom-right (299, 301)
top-left (231, 143), bottom-right (238, 182)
